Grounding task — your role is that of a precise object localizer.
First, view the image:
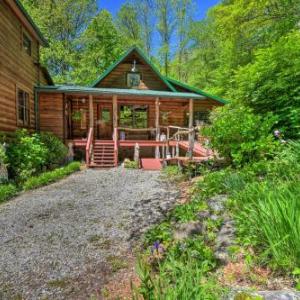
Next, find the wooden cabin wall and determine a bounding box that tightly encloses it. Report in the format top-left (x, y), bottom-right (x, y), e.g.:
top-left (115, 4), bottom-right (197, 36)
top-left (69, 98), bottom-right (188, 139)
top-left (95, 52), bottom-right (171, 91)
top-left (39, 93), bottom-right (64, 139)
top-left (0, 0), bottom-right (42, 133)
top-left (194, 99), bottom-right (222, 111)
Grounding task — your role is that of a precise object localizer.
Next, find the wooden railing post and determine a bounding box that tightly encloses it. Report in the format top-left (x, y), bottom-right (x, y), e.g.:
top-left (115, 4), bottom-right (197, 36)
top-left (188, 98), bottom-right (194, 159)
top-left (89, 94), bottom-right (94, 130)
top-left (86, 127), bottom-right (94, 166)
top-left (113, 127), bottom-right (118, 167)
top-left (155, 97), bottom-right (160, 158)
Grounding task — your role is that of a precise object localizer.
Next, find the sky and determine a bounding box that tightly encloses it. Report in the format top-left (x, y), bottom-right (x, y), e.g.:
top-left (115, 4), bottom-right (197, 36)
top-left (97, 0), bottom-right (220, 20)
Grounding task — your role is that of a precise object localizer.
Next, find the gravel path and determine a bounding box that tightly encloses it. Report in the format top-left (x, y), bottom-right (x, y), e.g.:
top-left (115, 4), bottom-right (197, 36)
top-left (0, 168), bottom-right (179, 300)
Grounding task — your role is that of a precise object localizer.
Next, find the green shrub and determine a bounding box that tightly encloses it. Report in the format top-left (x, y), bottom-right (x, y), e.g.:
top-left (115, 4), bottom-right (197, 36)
top-left (6, 129), bottom-right (49, 182)
top-left (23, 162), bottom-right (81, 190)
top-left (0, 184), bottom-right (18, 203)
top-left (133, 238), bottom-right (224, 299)
top-left (235, 179), bottom-right (300, 271)
top-left (124, 159), bottom-right (139, 169)
top-left (203, 105), bottom-right (279, 167)
top-left (39, 132), bottom-right (68, 168)
top-left (231, 31), bottom-right (300, 139)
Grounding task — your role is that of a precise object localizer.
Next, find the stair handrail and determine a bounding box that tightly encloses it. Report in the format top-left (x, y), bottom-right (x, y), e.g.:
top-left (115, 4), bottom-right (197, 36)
top-left (113, 127), bottom-right (118, 167)
top-left (86, 127), bottom-right (94, 165)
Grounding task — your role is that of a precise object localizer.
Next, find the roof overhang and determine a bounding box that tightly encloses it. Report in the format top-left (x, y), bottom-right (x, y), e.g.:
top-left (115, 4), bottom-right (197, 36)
top-left (5, 0), bottom-right (48, 46)
top-left (36, 85), bottom-right (206, 100)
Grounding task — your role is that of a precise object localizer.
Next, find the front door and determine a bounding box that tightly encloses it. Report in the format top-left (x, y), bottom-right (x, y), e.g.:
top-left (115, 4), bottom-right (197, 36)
top-left (98, 104), bottom-right (113, 139)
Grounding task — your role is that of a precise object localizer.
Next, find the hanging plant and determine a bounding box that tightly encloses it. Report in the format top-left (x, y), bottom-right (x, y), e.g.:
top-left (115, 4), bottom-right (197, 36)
top-left (160, 111), bottom-right (170, 123)
top-left (72, 111), bottom-right (82, 121)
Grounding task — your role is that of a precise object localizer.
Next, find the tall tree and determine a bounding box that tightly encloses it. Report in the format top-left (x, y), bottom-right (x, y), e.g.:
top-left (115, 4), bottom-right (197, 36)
top-left (23, 0), bottom-right (97, 83)
top-left (173, 0), bottom-right (194, 81)
top-left (73, 10), bottom-right (126, 85)
top-left (156, 0), bottom-right (176, 76)
top-left (116, 2), bottom-right (142, 48)
top-left (133, 0), bottom-right (154, 56)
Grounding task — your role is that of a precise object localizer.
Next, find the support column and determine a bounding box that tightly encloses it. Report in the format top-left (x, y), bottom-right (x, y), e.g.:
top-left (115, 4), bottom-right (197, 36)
top-left (112, 95), bottom-right (118, 138)
top-left (188, 98), bottom-right (194, 159)
top-left (155, 97), bottom-right (160, 158)
top-left (89, 94), bottom-right (94, 130)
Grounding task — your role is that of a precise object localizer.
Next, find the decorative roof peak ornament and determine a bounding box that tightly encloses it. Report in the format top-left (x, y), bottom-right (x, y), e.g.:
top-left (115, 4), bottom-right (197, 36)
top-left (131, 60), bottom-right (138, 73)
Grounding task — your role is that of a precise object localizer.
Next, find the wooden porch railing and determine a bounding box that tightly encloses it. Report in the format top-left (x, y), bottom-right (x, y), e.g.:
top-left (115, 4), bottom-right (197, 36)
top-left (113, 127), bottom-right (118, 167)
top-left (86, 127), bottom-right (94, 165)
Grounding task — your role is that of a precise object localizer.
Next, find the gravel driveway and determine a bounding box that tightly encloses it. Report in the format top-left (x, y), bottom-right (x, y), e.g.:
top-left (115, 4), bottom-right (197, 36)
top-left (0, 168), bottom-right (179, 300)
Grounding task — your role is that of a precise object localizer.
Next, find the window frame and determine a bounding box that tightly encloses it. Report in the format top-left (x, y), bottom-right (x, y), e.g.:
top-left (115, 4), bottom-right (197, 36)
top-left (119, 104), bottom-right (149, 129)
top-left (126, 72), bottom-right (142, 89)
top-left (194, 110), bottom-right (210, 126)
top-left (16, 86), bottom-right (30, 128)
top-left (22, 30), bottom-right (32, 56)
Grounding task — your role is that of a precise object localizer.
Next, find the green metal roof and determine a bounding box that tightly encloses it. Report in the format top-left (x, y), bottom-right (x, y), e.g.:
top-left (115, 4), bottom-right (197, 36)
top-left (14, 0), bottom-right (48, 46)
top-left (165, 77), bottom-right (229, 105)
top-left (36, 85), bottom-right (206, 99)
top-left (91, 46), bottom-right (177, 92)
top-left (90, 46), bottom-right (228, 104)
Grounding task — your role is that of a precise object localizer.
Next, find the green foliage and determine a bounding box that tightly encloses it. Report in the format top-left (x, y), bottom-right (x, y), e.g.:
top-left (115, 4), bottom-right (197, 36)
top-left (0, 144), bottom-right (7, 166)
top-left (162, 165), bottom-right (187, 182)
top-left (144, 222), bottom-right (172, 245)
top-left (74, 10), bottom-right (125, 85)
top-left (194, 141), bottom-right (300, 272)
top-left (23, 162), bottom-right (81, 191)
top-left (231, 31), bottom-right (300, 138)
top-left (22, 0), bottom-right (97, 84)
top-left (203, 105), bottom-right (279, 166)
top-left (235, 179), bottom-right (300, 271)
top-left (123, 159), bottom-right (139, 169)
top-left (0, 184), bottom-right (18, 203)
top-left (39, 132), bottom-right (68, 168)
top-left (133, 238), bottom-right (224, 300)
top-left (7, 130), bottom-right (48, 182)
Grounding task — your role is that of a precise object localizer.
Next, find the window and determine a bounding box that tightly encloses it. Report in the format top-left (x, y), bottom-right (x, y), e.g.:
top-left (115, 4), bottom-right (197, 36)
top-left (127, 72), bottom-right (141, 88)
top-left (194, 110), bottom-right (210, 125)
top-left (119, 105), bottom-right (148, 128)
top-left (17, 89), bottom-right (30, 126)
top-left (23, 32), bottom-right (31, 56)
top-left (101, 108), bottom-right (111, 123)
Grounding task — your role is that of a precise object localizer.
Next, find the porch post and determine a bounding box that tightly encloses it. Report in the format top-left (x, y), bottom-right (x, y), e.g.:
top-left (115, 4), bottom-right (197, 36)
top-left (112, 95), bottom-right (118, 166)
top-left (155, 97), bottom-right (160, 158)
top-left (188, 98), bottom-right (195, 159)
top-left (112, 95), bottom-right (118, 131)
top-left (89, 94), bottom-right (94, 129)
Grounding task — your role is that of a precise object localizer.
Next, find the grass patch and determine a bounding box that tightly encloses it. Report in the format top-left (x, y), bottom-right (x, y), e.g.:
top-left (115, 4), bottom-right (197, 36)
top-left (0, 184), bottom-right (18, 203)
top-left (23, 162), bottom-right (81, 191)
top-left (162, 165), bottom-right (187, 182)
top-left (47, 278), bottom-right (69, 289)
top-left (106, 255), bottom-right (128, 273)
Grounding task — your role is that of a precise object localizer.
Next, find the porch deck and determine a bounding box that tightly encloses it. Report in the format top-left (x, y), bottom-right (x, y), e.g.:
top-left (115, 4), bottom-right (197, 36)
top-left (72, 138), bottom-right (214, 164)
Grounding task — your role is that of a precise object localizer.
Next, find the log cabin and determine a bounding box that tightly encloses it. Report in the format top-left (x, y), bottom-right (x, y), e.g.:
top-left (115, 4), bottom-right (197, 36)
top-left (0, 0), bottom-right (53, 135)
top-left (36, 46), bottom-right (227, 169)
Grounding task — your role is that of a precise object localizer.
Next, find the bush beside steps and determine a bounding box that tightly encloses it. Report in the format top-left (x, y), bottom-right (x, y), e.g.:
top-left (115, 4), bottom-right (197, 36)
top-left (0, 162), bottom-right (81, 204)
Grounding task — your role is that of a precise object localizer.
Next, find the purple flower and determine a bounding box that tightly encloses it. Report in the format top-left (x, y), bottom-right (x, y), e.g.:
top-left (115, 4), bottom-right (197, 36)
top-left (151, 241), bottom-right (165, 255)
top-left (154, 241), bottom-right (160, 250)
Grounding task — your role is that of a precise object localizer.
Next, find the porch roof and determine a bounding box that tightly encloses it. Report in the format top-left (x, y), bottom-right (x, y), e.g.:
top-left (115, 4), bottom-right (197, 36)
top-left (36, 85), bottom-right (206, 100)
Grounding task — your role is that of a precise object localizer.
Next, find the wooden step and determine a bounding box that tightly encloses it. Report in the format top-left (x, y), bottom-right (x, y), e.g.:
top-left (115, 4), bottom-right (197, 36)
top-left (141, 158), bottom-right (162, 170)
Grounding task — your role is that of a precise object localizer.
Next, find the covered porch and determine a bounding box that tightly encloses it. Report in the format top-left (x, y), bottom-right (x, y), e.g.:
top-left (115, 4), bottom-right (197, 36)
top-left (38, 86), bottom-right (213, 168)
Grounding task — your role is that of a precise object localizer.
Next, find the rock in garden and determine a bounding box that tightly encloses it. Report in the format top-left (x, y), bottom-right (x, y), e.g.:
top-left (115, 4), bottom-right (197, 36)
top-left (207, 194), bottom-right (228, 212)
top-left (173, 221), bottom-right (203, 240)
